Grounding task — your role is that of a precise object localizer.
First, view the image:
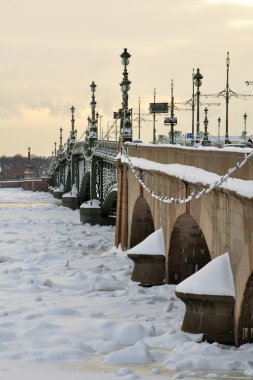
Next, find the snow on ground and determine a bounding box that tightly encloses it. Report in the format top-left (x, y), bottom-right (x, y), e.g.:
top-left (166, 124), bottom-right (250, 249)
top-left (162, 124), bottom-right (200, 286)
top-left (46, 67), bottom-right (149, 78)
top-left (0, 188), bottom-right (253, 380)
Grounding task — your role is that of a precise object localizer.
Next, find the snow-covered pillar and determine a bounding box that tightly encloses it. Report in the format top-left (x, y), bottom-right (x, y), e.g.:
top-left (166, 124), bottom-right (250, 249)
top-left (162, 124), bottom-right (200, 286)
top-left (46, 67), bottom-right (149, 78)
top-left (175, 253), bottom-right (235, 345)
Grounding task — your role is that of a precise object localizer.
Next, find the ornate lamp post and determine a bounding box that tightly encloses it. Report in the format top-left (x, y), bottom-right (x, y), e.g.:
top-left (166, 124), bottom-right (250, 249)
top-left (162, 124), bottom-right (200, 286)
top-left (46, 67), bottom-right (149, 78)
top-left (191, 69), bottom-right (195, 146)
top-left (218, 117), bottom-right (221, 145)
top-left (71, 106), bottom-right (75, 137)
top-left (225, 52), bottom-right (230, 144)
top-left (59, 127), bottom-right (63, 151)
top-left (88, 81), bottom-right (98, 145)
top-left (170, 79), bottom-right (175, 144)
top-left (67, 106), bottom-right (76, 153)
top-left (243, 112), bottom-right (247, 141)
top-left (194, 68), bottom-right (203, 143)
top-left (152, 88), bottom-right (156, 144)
top-left (119, 48), bottom-right (132, 143)
top-left (203, 107), bottom-right (209, 141)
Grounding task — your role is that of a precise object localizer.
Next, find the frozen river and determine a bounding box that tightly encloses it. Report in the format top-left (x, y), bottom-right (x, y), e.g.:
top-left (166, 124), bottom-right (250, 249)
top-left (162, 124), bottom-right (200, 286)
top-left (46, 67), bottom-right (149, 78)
top-left (0, 188), bottom-right (252, 380)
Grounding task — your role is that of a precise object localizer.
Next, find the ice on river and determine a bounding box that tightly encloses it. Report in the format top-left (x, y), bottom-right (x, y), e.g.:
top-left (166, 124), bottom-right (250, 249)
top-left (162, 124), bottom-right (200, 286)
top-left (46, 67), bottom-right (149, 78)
top-left (0, 188), bottom-right (252, 380)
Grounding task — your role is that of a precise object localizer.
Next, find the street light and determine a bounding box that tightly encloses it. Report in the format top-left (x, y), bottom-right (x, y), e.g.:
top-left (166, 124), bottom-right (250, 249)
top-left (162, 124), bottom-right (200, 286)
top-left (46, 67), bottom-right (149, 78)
top-left (218, 117), bottom-right (221, 145)
top-left (68, 106), bottom-right (76, 152)
top-left (191, 69), bottom-right (195, 146)
top-left (59, 128), bottom-right (63, 151)
top-left (89, 81), bottom-right (98, 144)
top-left (119, 48), bottom-right (132, 143)
top-left (152, 88), bottom-right (156, 144)
top-left (225, 52), bottom-right (231, 144)
top-left (203, 107), bottom-right (209, 141)
top-left (194, 68), bottom-right (203, 143)
top-left (243, 112), bottom-right (247, 141)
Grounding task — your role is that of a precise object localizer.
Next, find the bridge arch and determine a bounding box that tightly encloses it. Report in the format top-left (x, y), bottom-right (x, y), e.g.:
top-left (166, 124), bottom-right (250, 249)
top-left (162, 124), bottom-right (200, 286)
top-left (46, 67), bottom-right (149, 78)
top-left (130, 196), bottom-right (155, 249)
top-left (168, 213), bottom-right (211, 284)
top-left (237, 271), bottom-right (253, 345)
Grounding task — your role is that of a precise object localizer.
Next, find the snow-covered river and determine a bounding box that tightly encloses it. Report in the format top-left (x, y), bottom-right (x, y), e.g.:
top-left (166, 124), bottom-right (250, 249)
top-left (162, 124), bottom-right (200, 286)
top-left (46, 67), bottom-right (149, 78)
top-left (0, 188), bottom-right (252, 380)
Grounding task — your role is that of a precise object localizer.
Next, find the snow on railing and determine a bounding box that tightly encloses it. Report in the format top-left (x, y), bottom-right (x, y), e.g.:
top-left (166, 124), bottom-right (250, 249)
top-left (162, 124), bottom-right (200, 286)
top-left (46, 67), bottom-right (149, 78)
top-left (121, 146), bottom-right (253, 204)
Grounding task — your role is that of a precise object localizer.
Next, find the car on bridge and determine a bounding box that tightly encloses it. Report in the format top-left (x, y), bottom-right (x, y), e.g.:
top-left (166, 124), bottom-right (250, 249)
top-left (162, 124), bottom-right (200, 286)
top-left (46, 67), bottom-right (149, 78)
top-left (223, 141), bottom-right (253, 148)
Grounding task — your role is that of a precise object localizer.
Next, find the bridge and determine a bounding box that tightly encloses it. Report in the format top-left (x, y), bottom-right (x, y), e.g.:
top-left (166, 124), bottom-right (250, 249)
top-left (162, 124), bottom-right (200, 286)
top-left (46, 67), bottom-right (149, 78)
top-left (50, 136), bottom-right (253, 346)
top-left (48, 48), bottom-right (253, 347)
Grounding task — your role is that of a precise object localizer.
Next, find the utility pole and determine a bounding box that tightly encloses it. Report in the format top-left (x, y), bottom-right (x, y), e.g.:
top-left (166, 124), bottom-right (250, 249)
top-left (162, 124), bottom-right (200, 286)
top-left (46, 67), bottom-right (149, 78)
top-left (138, 97), bottom-right (141, 140)
top-left (153, 88), bottom-right (156, 144)
top-left (191, 69), bottom-right (195, 146)
top-left (170, 80), bottom-right (175, 144)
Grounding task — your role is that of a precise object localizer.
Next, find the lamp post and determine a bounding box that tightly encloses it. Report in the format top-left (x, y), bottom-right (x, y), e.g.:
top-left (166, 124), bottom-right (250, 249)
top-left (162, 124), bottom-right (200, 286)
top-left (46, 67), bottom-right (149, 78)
top-left (68, 106), bottom-right (76, 152)
top-left (194, 68), bottom-right (203, 143)
top-left (70, 106), bottom-right (75, 139)
top-left (119, 48), bottom-right (132, 143)
top-left (191, 69), bottom-right (195, 146)
top-left (225, 52), bottom-right (230, 144)
top-left (89, 81), bottom-right (98, 143)
top-left (203, 107), bottom-right (209, 141)
top-left (138, 97), bottom-right (141, 140)
top-left (218, 117), bottom-right (221, 145)
top-left (170, 79), bottom-right (175, 144)
top-left (59, 128), bottom-right (63, 151)
top-left (153, 88), bottom-right (156, 144)
top-left (243, 112), bottom-right (247, 141)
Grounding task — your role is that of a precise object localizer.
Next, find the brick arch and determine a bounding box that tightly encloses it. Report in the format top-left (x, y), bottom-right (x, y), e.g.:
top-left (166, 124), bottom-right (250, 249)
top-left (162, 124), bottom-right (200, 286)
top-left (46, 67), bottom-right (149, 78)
top-left (130, 196), bottom-right (155, 249)
top-left (237, 272), bottom-right (253, 346)
top-left (168, 213), bottom-right (211, 284)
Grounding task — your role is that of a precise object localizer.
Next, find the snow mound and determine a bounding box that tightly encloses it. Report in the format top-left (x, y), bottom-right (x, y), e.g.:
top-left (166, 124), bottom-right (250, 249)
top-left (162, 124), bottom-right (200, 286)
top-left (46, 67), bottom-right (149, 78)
top-left (93, 320), bottom-right (155, 346)
top-left (144, 331), bottom-right (202, 349)
top-left (105, 341), bottom-right (152, 364)
top-left (80, 199), bottom-right (101, 208)
top-left (176, 253), bottom-right (235, 296)
top-left (128, 228), bottom-right (165, 256)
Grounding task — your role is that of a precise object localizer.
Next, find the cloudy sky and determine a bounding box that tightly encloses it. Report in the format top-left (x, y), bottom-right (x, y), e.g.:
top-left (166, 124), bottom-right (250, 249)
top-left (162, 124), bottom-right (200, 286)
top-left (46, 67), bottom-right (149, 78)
top-left (0, 0), bottom-right (253, 156)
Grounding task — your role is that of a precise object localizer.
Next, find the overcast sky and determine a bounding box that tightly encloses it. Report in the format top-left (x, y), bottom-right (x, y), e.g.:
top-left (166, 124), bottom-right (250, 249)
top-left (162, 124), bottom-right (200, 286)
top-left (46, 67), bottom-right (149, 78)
top-left (1, 0), bottom-right (253, 156)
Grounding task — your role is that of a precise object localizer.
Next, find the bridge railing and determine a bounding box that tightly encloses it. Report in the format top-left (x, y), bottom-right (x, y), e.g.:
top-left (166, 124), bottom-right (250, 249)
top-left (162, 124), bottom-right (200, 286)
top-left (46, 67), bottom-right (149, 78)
top-left (126, 144), bottom-right (253, 181)
top-left (94, 140), bottom-right (119, 159)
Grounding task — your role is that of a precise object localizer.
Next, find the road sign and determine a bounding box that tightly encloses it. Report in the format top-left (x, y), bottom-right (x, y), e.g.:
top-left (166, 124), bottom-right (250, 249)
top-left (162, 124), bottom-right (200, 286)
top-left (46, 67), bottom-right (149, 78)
top-left (149, 103), bottom-right (169, 114)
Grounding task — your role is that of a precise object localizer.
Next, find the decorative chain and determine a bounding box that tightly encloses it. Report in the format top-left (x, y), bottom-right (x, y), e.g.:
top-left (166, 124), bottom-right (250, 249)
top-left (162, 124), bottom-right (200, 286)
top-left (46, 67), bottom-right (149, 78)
top-left (122, 146), bottom-right (253, 204)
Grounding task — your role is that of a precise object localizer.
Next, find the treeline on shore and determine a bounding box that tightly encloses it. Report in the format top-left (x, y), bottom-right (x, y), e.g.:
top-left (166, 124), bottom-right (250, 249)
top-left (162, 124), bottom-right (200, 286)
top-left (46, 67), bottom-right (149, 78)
top-left (0, 154), bottom-right (51, 180)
